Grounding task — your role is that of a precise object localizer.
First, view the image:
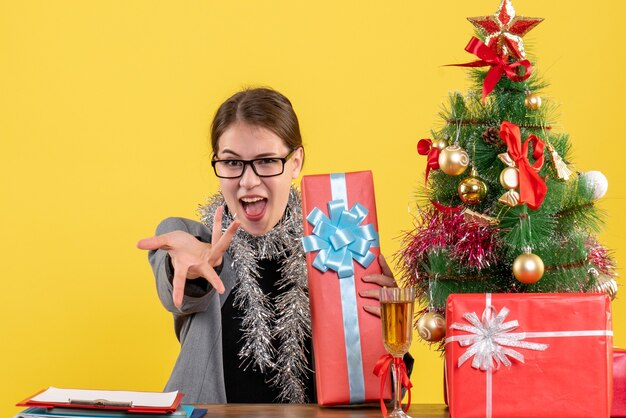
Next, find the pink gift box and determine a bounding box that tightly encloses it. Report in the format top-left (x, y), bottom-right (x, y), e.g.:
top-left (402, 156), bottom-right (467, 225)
top-left (614, 347), bottom-right (626, 417)
top-left (446, 293), bottom-right (613, 418)
top-left (301, 171), bottom-right (391, 405)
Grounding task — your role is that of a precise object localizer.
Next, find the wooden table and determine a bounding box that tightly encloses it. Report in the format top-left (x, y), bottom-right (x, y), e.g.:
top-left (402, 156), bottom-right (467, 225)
top-left (196, 404), bottom-right (449, 417)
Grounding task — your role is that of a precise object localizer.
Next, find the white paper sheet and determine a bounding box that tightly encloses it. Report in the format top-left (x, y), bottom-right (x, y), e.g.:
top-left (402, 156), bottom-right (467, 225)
top-left (30, 387), bottom-right (179, 408)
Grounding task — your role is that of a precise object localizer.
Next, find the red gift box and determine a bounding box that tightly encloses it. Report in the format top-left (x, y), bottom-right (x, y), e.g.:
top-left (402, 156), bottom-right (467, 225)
top-left (446, 293), bottom-right (613, 418)
top-left (301, 171), bottom-right (391, 405)
top-left (614, 347), bottom-right (626, 417)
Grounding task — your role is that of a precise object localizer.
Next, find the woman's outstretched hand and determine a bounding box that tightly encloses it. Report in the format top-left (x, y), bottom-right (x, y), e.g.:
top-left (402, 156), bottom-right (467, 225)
top-left (137, 207), bottom-right (240, 308)
top-left (360, 254), bottom-right (398, 317)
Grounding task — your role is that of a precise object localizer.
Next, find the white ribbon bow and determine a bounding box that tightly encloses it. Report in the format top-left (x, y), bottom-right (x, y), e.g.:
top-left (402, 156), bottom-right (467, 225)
top-left (450, 306), bottom-right (549, 371)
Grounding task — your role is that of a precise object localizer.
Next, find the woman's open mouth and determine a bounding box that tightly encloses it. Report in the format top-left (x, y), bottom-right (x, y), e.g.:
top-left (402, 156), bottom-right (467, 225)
top-left (240, 196), bottom-right (267, 221)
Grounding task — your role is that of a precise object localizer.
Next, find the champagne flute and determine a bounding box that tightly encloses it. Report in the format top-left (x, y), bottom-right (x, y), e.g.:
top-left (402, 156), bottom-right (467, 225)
top-left (380, 287), bottom-right (416, 418)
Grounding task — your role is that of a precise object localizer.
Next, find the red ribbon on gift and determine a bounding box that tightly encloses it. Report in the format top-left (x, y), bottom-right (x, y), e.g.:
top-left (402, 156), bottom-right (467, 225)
top-left (417, 138), bottom-right (441, 185)
top-left (373, 354), bottom-right (412, 417)
top-left (450, 37), bottom-right (532, 102)
top-left (499, 121), bottom-right (547, 210)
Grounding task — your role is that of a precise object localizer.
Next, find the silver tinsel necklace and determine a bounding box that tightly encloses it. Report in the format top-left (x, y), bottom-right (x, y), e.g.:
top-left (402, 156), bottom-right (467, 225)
top-left (198, 187), bottom-right (311, 403)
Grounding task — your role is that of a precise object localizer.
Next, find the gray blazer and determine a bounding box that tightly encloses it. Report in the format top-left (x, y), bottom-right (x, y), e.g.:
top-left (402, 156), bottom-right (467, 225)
top-left (148, 218), bottom-right (412, 404)
top-left (148, 217), bottom-right (235, 404)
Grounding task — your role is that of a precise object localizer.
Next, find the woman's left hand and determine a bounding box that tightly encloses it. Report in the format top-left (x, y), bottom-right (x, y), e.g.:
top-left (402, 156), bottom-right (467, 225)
top-left (360, 253), bottom-right (397, 317)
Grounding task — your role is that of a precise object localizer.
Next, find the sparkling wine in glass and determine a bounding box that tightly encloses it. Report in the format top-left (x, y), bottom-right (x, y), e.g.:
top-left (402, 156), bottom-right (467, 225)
top-left (380, 287), bottom-right (416, 418)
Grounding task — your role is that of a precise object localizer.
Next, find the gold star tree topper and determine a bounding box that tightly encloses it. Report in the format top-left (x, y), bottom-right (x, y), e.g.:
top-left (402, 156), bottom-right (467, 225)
top-left (468, 0), bottom-right (543, 60)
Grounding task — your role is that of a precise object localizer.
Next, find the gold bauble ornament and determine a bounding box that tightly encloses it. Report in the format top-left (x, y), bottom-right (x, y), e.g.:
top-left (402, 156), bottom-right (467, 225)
top-left (416, 311), bottom-right (446, 342)
top-left (589, 268), bottom-right (618, 301)
top-left (458, 167), bottom-right (488, 205)
top-left (524, 93), bottom-right (542, 110)
top-left (432, 139), bottom-right (448, 151)
top-left (438, 145), bottom-right (469, 176)
top-left (513, 251), bottom-right (544, 284)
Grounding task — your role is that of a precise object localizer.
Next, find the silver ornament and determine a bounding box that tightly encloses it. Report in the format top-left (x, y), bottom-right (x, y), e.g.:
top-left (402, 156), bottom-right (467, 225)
top-left (579, 171), bottom-right (608, 200)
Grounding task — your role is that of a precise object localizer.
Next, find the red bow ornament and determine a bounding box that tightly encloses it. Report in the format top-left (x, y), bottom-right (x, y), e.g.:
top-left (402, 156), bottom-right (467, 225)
top-left (417, 138), bottom-right (442, 186)
top-left (373, 354), bottom-right (412, 418)
top-left (498, 121), bottom-right (547, 210)
top-left (451, 37), bottom-right (532, 102)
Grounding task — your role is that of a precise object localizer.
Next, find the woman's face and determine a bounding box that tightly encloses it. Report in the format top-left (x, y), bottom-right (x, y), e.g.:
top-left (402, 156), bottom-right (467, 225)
top-left (216, 121), bottom-right (303, 236)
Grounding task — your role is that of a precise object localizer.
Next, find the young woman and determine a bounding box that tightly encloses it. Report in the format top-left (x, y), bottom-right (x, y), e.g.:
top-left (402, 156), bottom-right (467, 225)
top-left (137, 88), bottom-right (397, 404)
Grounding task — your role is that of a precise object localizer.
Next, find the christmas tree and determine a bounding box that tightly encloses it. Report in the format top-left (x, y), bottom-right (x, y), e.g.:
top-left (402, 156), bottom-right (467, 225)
top-left (399, 0), bottom-right (617, 344)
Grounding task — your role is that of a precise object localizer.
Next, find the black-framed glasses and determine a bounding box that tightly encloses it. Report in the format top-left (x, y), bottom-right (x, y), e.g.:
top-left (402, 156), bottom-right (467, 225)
top-left (211, 149), bottom-right (297, 179)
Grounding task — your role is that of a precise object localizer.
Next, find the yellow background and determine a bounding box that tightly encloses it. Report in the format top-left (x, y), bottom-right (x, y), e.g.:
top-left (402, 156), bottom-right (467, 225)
top-left (1, 1), bottom-right (624, 415)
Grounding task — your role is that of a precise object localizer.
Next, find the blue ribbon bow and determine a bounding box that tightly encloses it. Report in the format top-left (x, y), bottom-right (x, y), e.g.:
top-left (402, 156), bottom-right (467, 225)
top-left (302, 199), bottom-right (379, 278)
